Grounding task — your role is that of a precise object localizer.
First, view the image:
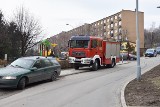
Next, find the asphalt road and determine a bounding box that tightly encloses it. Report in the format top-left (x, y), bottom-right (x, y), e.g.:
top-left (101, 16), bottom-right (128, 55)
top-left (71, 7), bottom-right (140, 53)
top-left (0, 56), bottom-right (160, 107)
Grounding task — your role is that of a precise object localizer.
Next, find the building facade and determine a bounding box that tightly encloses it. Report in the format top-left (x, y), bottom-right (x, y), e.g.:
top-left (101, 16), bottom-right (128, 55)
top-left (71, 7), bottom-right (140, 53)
top-left (49, 9), bottom-right (144, 54)
top-left (89, 10), bottom-right (144, 49)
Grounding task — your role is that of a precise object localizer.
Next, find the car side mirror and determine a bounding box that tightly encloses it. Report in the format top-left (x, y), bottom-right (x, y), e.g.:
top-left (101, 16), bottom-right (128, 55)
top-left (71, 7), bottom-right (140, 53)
top-left (30, 67), bottom-right (37, 71)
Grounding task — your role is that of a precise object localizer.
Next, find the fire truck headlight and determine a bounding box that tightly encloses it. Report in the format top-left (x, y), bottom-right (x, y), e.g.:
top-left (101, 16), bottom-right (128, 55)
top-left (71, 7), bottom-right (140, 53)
top-left (83, 58), bottom-right (91, 64)
top-left (68, 57), bottom-right (76, 63)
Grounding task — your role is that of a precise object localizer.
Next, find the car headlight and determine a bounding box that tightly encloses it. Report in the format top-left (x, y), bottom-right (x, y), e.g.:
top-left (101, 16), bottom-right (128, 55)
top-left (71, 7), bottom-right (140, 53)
top-left (2, 76), bottom-right (17, 80)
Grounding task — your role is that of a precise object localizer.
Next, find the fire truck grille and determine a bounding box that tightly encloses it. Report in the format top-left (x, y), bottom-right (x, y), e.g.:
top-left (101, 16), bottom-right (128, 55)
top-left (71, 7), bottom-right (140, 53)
top-left (72, 51), bottom-right (85, 57)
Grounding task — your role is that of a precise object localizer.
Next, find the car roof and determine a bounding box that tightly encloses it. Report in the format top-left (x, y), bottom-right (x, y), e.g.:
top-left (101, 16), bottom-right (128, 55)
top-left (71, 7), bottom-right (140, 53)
top-left (147, 48), bottom-right (155, 50)
top-left (18, 56), bottom-right (56, 61)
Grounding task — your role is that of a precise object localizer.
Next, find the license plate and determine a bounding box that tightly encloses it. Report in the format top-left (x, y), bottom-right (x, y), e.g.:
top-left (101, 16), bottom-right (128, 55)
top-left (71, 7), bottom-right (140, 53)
top-left (75, 59), bottom-right (81, 61)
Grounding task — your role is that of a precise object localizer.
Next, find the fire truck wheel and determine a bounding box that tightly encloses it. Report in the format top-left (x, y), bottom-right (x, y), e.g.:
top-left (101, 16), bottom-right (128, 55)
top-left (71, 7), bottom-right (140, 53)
top-left (74, 66), bottom-right (79, 70)
top-left (92, 60), bottom-right (98, 71)
top-left (109, 60), bottom-right (115, 68)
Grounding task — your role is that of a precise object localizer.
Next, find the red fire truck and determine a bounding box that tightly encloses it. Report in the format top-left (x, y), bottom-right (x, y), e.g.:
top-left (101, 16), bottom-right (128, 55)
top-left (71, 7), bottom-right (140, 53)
top-left (68, 36), bottom-right (120, 71)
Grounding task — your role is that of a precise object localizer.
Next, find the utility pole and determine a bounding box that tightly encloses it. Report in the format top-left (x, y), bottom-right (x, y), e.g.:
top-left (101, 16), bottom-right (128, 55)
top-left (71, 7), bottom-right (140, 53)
top-left (136, 0), bottom-right (141, 81)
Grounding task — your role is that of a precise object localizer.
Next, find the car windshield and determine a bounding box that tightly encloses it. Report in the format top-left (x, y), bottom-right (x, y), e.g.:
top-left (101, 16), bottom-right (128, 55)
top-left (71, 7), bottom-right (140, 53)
top-left (9, 58), bottom-right (34, 69)
top-left (70, 40), bottom-right (89, 48)
top-left (146, 49), bottom-right (154, 52)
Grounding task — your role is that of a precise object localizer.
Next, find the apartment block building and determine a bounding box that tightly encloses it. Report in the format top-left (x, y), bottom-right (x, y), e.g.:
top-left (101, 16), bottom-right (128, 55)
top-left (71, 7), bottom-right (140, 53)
top-left (49, 9), bottom-right (144, 54)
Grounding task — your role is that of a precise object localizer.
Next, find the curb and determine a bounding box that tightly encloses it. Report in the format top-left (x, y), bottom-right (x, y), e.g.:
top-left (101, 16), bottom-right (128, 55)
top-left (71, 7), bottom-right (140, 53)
top-left (120, 62), bottom-right (160, 107)
top-left (121, 75), bottom-right (135, 107)
top-left (117, 61), bottom-right (129, 65)
top-left (60, 71), bottom-right (86, 77)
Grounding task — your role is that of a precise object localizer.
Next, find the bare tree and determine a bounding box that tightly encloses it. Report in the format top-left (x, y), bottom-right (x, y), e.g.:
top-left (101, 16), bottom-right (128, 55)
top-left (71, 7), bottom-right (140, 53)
top-left (13, 7), bottom-right (42, 56)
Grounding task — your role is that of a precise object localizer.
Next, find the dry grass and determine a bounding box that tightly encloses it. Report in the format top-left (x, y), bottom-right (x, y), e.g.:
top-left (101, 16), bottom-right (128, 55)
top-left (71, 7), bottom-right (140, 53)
top-left (125, 64), bottom-right (160, 106)
top-left (58, 60), bottom-right (73, 69)
top-left (151, 76), bottom-right (160, 89)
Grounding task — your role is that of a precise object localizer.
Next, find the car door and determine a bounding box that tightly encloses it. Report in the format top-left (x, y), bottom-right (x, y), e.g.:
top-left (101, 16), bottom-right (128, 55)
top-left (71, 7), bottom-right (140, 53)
top-left (28, 60), bottom-right (45, 83)
top-left (42, 59), bottom-right (54, 80)
top-left (49, 58), bottom-right (61, 76)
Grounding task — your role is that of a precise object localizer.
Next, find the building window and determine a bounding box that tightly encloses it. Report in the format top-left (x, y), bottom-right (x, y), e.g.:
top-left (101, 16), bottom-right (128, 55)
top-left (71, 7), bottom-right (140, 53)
top-left (111, 33), bottom-right (114, 37)
top-left (104, 26), bottom-right (106, 29)
top-left (115, 30), bottom-right (117, 33)
top-left (119, 14), bottom-right (121, 18)
top-left (111, 30), bottom-right (114, 33)
top-left (108, 25), bottom-right (110, 28)
top-left (101, 21), bottom-right (103, 24)
top-left (111, 17), bottom-right (113, 21)
top-left (107, 19), bottom-right (109, 22)
top-left (119, 28), bottom-right (122, 33)
top-left (119, 21), bottom-right (121, 25)
top-left (104, 20), bottom-right (106, 23)
top-left (115, 23), bottom-right (117, 26)
top-left (115, 16), bottom-right (117, 19)
top-left (111, 24), bottom-right (114, 27)
top-left (115, 36), bottom-right (118, 40)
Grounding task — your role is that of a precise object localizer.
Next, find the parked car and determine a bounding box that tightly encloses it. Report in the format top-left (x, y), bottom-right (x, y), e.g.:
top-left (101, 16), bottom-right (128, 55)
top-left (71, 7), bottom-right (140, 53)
top-left (59, 52), bottom-right (68, 60)
top-left (0, 56), bottom-right (61, 89)
top-left (145, 48), bottom-right (157, 57)
top-left (120, 53), bottom-right (137, 60)
top-left (128, 54), bottom-right (137, 60)
top-left (156, 47), bottom-right (160, 54)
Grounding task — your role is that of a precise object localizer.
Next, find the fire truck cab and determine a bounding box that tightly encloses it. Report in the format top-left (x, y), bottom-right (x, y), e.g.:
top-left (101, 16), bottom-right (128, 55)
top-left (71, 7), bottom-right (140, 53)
top-left (68, 36), bottom-right (120, 71)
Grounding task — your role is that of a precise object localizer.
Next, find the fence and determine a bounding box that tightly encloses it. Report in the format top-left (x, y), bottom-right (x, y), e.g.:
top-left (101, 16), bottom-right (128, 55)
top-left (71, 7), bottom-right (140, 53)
top-left (0, 59), bottom-right (7, 65)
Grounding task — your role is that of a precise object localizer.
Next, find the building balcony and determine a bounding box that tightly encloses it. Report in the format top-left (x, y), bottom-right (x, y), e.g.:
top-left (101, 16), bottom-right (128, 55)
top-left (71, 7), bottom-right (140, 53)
top-left (110, 27), bottom-right (114, 30)
top-left (110, 20), bottom-right (114, 24)
top-left (118, 17), bottom-right (121, 21)
top-left (118, 25), bottom-right (122, 28)
top-left (110, 33), bottom-right (114, 37)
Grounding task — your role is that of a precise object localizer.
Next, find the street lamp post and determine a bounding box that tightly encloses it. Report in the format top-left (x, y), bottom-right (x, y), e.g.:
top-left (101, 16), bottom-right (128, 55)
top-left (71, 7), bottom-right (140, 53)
top-left (66, 24), bottom-right (74, 29)
top-left (136, 0), bottom-right (141, 81)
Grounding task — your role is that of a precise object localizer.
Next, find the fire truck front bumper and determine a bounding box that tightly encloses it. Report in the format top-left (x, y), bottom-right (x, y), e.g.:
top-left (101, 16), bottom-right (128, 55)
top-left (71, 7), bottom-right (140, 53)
top-left (69, 57), bottom-right (92, 65)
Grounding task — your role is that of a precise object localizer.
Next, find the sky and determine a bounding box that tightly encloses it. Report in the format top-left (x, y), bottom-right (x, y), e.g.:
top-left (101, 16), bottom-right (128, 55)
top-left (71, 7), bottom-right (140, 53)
top-left (0, 0), bottom-right (160, 38)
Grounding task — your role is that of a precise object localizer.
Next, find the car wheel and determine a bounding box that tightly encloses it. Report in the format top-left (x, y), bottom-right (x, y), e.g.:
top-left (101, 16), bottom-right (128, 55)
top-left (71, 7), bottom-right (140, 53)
top-left (50, 72), bottom-right (57, 81)
top-left (91, 60), bottom-right (98, 71)
top-left (17, 77), bottom-right (26, 90)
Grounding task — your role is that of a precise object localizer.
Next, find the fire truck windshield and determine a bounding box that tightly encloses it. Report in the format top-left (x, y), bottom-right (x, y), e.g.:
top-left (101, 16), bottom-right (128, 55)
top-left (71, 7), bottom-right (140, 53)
top-left (70, 40), bottom-right (89, 48)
